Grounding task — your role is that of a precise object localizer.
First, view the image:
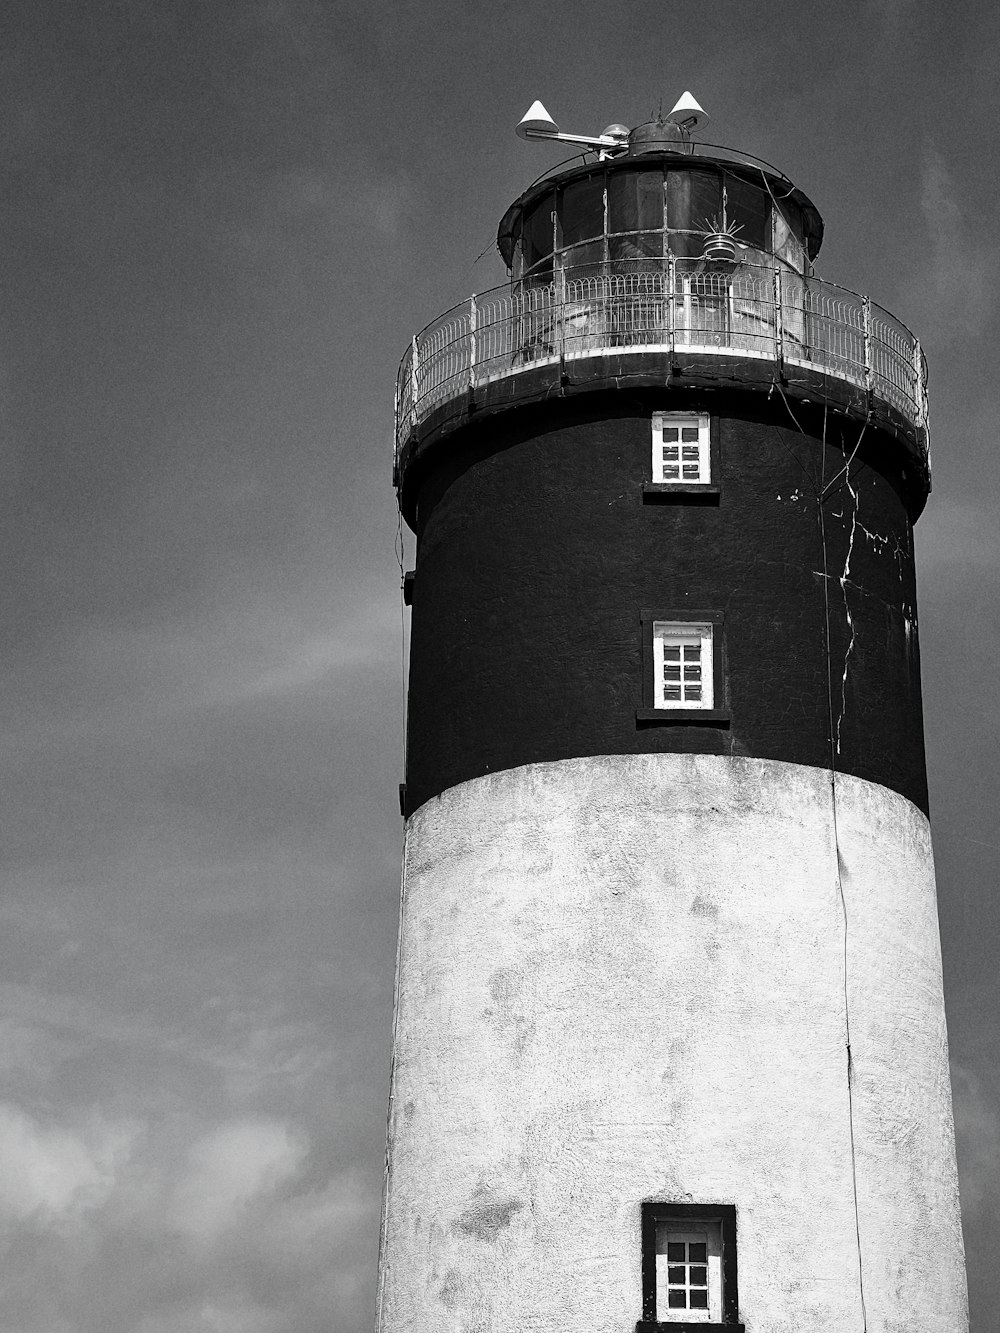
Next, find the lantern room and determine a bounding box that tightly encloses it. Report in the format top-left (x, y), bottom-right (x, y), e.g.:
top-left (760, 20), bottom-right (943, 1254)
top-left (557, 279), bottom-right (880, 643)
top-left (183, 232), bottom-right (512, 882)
top-left (497, 119), bottom-right (824, 289)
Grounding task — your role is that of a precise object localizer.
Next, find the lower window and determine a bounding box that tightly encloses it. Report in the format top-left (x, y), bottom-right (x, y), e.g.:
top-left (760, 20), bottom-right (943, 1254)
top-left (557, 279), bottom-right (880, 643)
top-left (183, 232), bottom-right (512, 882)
top-left (638, 611), bottom-right (728, 726)
top-left (659, 1221), bottom-right (721, 1320)
top-left (653, 622), bottom-right (714, 709)
top-left (638, 1203), bottom-right (742, 1331)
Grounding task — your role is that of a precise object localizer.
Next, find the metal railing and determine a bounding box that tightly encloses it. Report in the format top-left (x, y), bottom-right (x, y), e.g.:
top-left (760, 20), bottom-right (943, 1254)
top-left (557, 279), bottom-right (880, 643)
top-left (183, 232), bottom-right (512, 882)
top-left (394, 260), bottom-right (928, 462)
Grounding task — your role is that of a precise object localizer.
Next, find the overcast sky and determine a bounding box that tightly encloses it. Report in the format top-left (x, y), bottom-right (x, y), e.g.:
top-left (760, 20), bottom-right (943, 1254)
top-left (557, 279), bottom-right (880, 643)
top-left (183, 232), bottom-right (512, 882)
top-left (2, 1), bottom-right (998, 1330)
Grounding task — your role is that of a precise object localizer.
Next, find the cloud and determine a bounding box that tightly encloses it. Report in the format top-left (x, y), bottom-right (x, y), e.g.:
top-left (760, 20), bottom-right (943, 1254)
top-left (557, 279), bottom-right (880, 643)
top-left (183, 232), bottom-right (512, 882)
top-left (903, 146), bottom-right (999, 344)
top-left (951, 1063), bottom-right (1000, 1224)
top-left (0, 1104), bottom-right (135, 1229)
top-left (166, 1119), bottom-right (307, 1243)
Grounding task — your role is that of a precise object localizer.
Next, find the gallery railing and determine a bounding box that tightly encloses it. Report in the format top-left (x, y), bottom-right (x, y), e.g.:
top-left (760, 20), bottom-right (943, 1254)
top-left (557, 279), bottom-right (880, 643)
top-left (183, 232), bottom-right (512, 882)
top-left (394, 260), bottom-right (928, 464)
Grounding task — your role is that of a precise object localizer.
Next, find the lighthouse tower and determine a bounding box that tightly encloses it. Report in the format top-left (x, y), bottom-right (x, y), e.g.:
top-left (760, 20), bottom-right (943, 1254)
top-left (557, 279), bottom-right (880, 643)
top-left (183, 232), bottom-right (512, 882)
top-left (377, 98), bottom-right (968, 1333)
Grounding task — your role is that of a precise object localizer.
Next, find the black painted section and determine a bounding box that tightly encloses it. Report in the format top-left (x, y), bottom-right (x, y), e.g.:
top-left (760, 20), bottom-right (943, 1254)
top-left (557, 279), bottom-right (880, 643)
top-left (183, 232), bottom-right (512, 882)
top-left (402, 389), bottom-right (928, 816)
top-left (395, 352), bottom-right (930, 526)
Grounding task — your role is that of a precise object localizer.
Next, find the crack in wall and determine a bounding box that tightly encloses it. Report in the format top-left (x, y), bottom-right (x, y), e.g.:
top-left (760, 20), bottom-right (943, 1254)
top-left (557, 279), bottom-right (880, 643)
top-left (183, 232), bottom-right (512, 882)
top-left (835, 460), bottom-right (860, 756)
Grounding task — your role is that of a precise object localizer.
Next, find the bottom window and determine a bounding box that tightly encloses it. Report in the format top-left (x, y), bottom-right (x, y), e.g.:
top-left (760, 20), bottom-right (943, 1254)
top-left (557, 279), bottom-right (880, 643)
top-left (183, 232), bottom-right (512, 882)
top-left (653, 622), bottom-right (714, 710)
top-left (638, 1203), bottom-right (742, 1331)
top-left (659, 1223), bottom-right (721, 1319)
top-left (638, 611), bottom-right (728, 726)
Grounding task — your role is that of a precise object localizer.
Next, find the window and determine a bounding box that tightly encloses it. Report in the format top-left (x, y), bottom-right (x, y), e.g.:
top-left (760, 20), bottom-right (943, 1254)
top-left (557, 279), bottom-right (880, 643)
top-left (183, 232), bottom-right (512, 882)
top-left (638, 1203), bottom-right (742, 1332)
top-left (661, 1224), bottom-right (721, 1319)
top-left (654, 622), bottom-right (713, 709)
top-left (652, 413), bottom-right (711, 485)
top-left (645, 414), bottom-right (718, 501)
top-left (637, 613), bottom-right (728, 726)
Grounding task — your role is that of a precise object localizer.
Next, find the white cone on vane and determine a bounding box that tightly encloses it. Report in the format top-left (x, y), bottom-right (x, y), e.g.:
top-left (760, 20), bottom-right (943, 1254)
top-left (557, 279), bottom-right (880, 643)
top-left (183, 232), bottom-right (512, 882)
top-left (516, 101), bottom-right (559, 138)
top-left (667, 91), bottom-right (710, 131)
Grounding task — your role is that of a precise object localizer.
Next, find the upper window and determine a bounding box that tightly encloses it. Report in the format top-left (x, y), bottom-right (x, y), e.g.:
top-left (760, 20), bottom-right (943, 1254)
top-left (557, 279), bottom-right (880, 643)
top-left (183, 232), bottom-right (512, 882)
top-left (652, 413), bottom-right (711, 485)
top-left (639, 1203), bottom-right (742, 1331)
top-left (653, 622), bottom-right (714, 710)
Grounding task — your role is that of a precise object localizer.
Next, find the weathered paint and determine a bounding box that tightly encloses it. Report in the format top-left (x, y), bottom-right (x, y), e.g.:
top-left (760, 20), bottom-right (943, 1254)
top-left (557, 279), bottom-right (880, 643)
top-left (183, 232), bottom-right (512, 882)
top-left (404, 395), bottom-right (927, 816)
top-left (376, 754), bottom-right (967, 1333)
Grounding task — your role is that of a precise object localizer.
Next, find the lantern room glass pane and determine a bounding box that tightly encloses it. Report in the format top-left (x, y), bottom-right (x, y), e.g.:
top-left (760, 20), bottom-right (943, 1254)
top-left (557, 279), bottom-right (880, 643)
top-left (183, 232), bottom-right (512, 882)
top-left (559, 175), bottom-right (605, 247)
top-left (521, 192), bottom-right (554, 272)
top-left (773, 196), bottom-right (806, 269)
top-left (666, 231), bottom-right (703, 258)
top-left (608, 169), bottom-right (663, 233)
top-left (725, 173), bottom-right (769, 249)
top-left (609, 231), bottom-right (663, 262)
top-left (562, 240), bottom-right (604, 282)
top-left (666, 169), bottom-right (722, 232)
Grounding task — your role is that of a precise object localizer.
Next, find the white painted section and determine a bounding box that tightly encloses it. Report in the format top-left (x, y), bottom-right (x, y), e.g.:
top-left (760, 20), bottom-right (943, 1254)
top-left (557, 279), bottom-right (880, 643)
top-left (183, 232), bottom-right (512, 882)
top-left (376, 755), bottom-right (968, 1333)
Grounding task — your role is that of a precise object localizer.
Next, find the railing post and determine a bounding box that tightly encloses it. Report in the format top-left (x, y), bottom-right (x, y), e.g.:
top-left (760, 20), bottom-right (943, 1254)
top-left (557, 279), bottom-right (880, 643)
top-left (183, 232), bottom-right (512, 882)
top-left (393, 376), bottom-right (400, 488)
top-left (913, 335), bottom-right (931, 467)
top-left (773, 267), bottom-right (784, 378)
top-left (557, 274), bottom-right (566, 374)
top-left (862, 296), bottom-right (873, 400)
top-left (912, 336), bottom-right (924, 428)
top-left (410, 335), bottom-right (419, 430)
top-left (469, 294), bottom-right (477, 391)
top-left (667, 253), bottom-right (676, 361)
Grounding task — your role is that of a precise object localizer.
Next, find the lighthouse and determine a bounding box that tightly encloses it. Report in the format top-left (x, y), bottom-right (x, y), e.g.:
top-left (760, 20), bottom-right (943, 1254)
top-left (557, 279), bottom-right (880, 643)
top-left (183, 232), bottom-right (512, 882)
top-left (377, 96), bottom-right (968, 1332)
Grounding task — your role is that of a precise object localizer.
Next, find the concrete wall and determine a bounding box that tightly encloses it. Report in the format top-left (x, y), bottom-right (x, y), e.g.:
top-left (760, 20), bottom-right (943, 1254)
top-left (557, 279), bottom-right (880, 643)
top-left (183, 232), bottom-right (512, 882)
top-left (376, 754), bottom-right (967, 1333)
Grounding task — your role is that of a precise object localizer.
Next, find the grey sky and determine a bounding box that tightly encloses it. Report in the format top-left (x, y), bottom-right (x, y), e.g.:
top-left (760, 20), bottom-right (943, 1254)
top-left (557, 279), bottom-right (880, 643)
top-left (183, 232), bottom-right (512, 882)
top-left (2, 1), bottom-right (997, 1329)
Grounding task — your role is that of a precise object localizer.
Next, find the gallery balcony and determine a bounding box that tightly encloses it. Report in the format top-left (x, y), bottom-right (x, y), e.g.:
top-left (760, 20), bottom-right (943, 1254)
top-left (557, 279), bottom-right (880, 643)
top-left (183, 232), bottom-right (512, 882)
top-left (393, 259), bottom-right (929, 492)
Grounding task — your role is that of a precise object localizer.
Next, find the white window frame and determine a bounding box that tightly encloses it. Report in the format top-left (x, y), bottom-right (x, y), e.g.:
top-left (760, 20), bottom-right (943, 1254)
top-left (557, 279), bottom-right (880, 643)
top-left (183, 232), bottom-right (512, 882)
top-left (655, 1220), bottom-right (723, 1324)
top-left (653, 622), bottom-right (714, 710)
top-left (651, 412), bottom-right (711, 485)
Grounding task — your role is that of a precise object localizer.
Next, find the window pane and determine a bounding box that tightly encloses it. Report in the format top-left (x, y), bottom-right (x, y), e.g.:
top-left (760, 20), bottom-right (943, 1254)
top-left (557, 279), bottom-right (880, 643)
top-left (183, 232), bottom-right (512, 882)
top-left (560, 175), bottom-right (604, 247)
top-left (663, 427), bottom-right (679, 441)
top-left (609, 231), bottom-right (663, 263)
top-left (690, 1266), bottom-right (707, 1285)
top-left (665, 231), bottom-right (703, 258)
top-left (664, 686), bottom-right (681, 700)
top-left (608, 170), bottom-right (663, 232)
top-left (667, 1266), bottom-right (686, 1284)
top-left (562, 240), bottom-right (605, 284)
top-left (684, 664), bottom-right (701, 679)
top-left (521, 194), bottom-right (554, 270)
top-left (690, 1289), bottom-right (709, 1309)
top-left (689, 1243), bottom-right (707, 1263)
top-left (666, 170), bottom-right (721, 231)
top-left (681, 427), bottom-right (699, 441)
top-left (636, 171), bottom-right (663, 230)
top-left (664, 646), bottom-right (681, 660)
top-left (725, 173), bottom-right (770, 249)
top-left (686, 685), bottom-right (702, 700)
top-left (668, 1290), bottom-right (687, 1308)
